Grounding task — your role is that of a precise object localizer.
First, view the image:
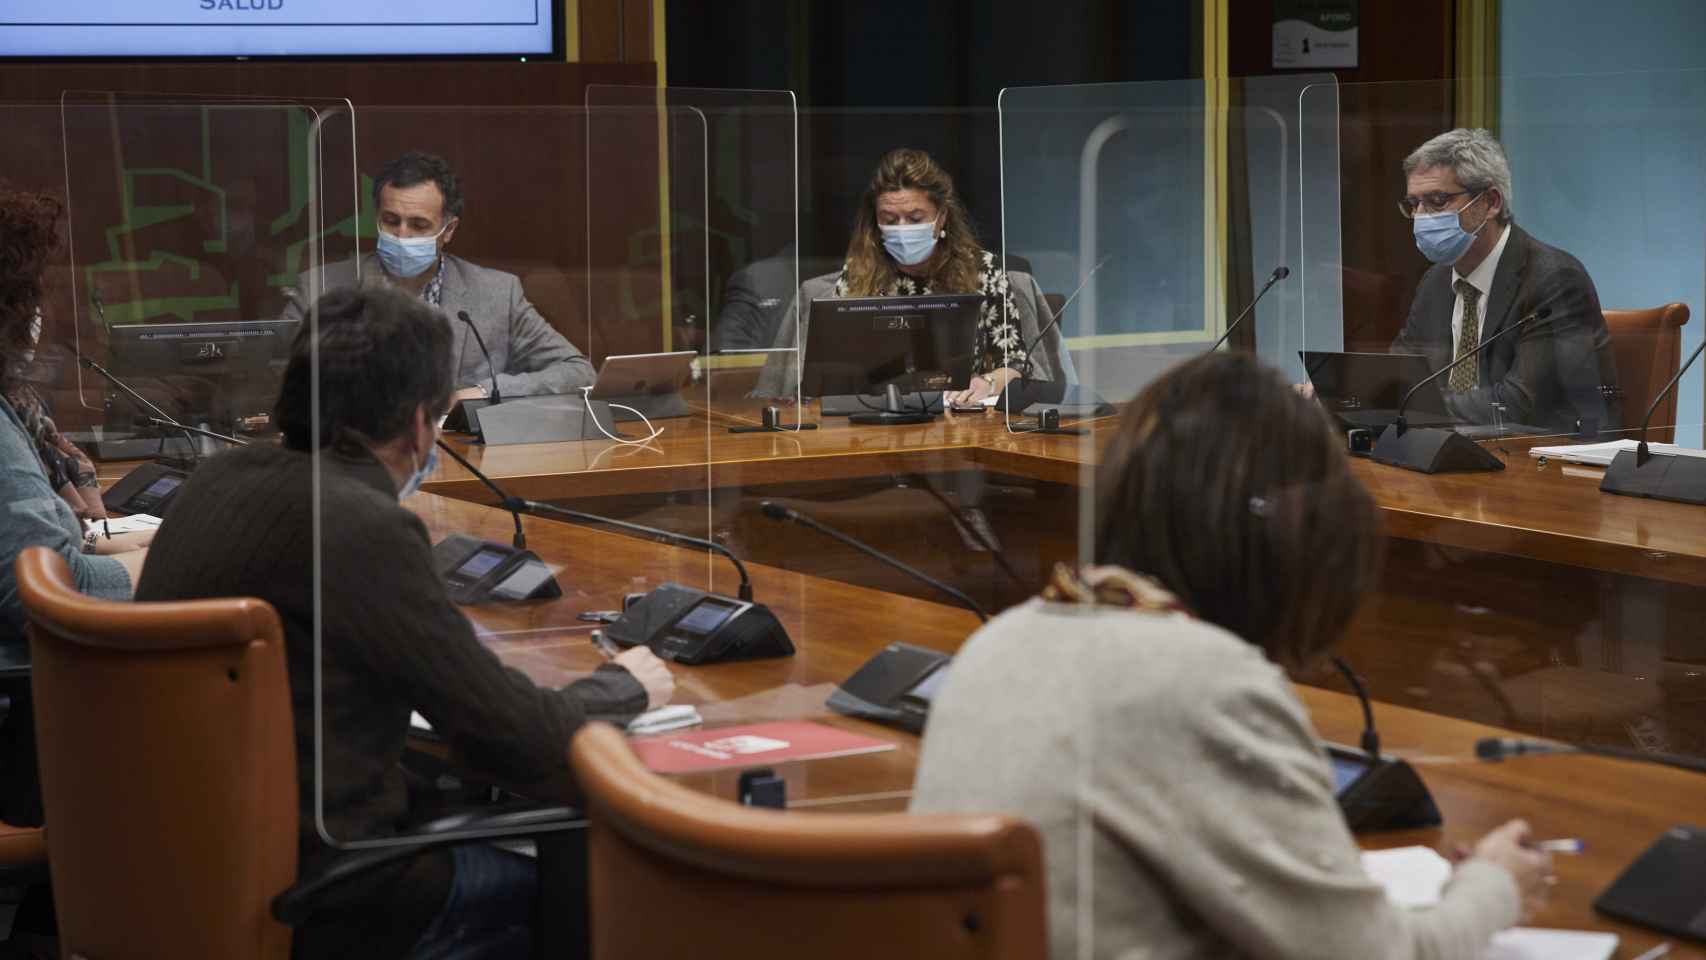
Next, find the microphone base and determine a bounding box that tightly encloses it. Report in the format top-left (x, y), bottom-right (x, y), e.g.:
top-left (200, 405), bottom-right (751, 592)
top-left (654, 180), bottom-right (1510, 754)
top-left (847, 411), bottom-right (935, 426)
top-left (1371, 424), bottom-right (1504, 474)
top-left (605, 582), bottom-right (794, 665)
top-left (1328, 744), bottom-right (1443, 833)
top-left (452, 396), bottom-right (622, 445)
top-left (1600, 448), bottom-right (1706, 505)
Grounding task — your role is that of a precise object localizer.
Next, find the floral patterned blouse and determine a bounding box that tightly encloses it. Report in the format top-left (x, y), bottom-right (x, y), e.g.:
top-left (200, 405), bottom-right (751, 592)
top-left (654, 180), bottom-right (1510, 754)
top-left (830, 250), bottom-right (1023, 373)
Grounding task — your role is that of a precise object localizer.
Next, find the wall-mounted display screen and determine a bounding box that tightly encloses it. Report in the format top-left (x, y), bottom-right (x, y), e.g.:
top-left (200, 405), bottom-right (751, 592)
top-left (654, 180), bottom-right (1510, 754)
top-left (1, 0), bottom-right (559, 59)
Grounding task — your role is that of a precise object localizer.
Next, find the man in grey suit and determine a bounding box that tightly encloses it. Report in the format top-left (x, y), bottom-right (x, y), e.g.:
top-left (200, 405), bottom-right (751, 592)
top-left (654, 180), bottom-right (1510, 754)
top-left (282, 151), bottom-right (594, 403)
top-left (1391, 128), bottom-right (1620, 435)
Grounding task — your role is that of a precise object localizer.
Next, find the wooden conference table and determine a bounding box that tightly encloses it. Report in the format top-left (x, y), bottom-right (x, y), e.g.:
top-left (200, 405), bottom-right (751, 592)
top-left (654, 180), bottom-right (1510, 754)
top-left (424, 399), bottom-right (1706, 589)
top-left (408, 483), bottom-right (1700, 959)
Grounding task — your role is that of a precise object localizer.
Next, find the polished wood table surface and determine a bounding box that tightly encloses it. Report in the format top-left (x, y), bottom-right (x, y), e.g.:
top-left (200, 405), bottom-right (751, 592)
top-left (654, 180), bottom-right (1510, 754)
top-left (414, 490), bottom-right (1702, 958)
top-left (420, 404), bottom-right (1706, 586)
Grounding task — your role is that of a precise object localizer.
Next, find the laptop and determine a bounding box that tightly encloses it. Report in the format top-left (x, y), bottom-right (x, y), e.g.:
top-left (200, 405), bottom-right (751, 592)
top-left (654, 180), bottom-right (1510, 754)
top-left (588, 351), bottom-right (697, 422)
top-left (1300, 351), bottom-right (1457, 432)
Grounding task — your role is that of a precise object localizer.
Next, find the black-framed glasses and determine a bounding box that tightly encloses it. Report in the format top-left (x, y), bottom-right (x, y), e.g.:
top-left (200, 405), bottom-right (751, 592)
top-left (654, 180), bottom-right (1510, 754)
top-left (1398, 190), bottom-right (1479, 219)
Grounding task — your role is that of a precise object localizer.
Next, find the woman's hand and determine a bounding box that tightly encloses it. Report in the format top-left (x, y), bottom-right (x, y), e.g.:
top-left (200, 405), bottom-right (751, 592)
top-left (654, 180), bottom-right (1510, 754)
top-left (945, 367), bottom-right (1019, 414)
top-left (91, 530), bottom-right (154, 554)
top-left (1470, 818), bottom-right (1555, 920)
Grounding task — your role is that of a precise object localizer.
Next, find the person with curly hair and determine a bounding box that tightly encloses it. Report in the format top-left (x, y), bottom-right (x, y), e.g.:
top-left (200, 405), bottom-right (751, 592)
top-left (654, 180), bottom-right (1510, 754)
top-left (0, 180), bottom-right (150, 824)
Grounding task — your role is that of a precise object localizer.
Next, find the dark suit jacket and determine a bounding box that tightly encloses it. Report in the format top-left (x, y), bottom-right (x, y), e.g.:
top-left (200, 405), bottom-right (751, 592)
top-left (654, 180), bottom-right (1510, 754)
top-left (1390, 225), bottom-right (1621, 434)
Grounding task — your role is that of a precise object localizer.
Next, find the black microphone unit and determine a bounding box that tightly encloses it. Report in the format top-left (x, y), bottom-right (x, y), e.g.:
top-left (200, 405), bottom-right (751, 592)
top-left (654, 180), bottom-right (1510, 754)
top-left (527, 500), bottom-right (793, 665)
top-left (998, 256), bottom-right (1111, 431)
top-left (1601, 334), bottom-right (1706, 504)
top-left (1474, 735), bottom-right (1706, 941)
top-left (428, 440), bottom-right (559, 604)
top-left (80, 355), bottom-right (233, 516)
top-left (758, 500), bottom-right (983, 734)
top-left (444, 310), bottom-right (502, 437)
top-left (1208, 265), bottom-right (1290, 353)
top-left (1371, 307), bottom-right (1551, 474)
top-left (79, 355), bottom-right (200, 465)
top-left (436, 443), bottom-right (791, 663)
top-left (1324, 656), bottom-right (1441, 833)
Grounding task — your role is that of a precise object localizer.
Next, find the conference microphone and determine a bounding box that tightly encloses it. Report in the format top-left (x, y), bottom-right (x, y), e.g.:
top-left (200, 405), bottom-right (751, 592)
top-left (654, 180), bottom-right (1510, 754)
top-left (1475, 736), bottom-right (1706, 776)
top-left (1014, 255), bottom-right (1110, 382)
top-left (1208, 265), bottom-right (1290, 353)
top-left (433, 438), bottom-right (527, 550)
top-left (79, 355), bottom-right (201, 466)
top-left (758, 500), bottom-right (988, 622)
top-left (456, 311), bottom-right (502, 406)
top-left (997, 257), bottom-right (1113, 433)
top-left (1324, 654), bottom-right (1443, 833)
top-left (1600, 331), bottom-right (1706, 503)
top-left (1371, 307), bottom-right (1551, 474)
top-left (435, 440), bottom-right (791, 663)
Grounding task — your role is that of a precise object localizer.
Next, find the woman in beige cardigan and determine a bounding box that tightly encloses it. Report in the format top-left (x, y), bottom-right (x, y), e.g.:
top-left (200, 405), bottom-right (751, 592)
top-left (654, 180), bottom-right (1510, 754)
top-left (911, 351), bottom-right (1551, 959)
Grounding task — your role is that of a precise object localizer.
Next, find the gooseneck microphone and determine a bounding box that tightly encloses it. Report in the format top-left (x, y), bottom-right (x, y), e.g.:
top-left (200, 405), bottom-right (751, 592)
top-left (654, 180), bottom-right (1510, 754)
top-left (1394, 306), bottom-right (1551, 436)
top-left (1209, 265), bottom-right (1290, 353)
top-left (1014, 255), bottom-right (1110, 381)
top-left (434, 438), bottom-right (526, 550)
top-left (79, 355), bottom-right (202, 462)
top-left (1475, 736), bottom-right (1706, 775)
top-left (759, 500), bottom-right (987, 622)
top-left (436, 438), bottom-right (754, 601)
top-left (1633, 336), bottom-right (1706, 467)
top-left (457, 311), bottom-right (502, 405)
top-left (1330, 655), bottom-right (1381, 758)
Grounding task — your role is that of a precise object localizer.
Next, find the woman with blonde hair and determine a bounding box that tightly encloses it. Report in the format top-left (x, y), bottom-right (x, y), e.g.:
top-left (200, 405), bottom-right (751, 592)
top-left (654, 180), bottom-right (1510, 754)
top-left (755, 147), bottom-right (1065, 403)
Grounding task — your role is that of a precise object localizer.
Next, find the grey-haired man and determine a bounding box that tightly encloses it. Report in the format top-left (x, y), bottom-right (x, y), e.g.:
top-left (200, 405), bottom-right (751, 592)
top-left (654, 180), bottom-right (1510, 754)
top-left (1391, 128), bottom-right (1620, 435)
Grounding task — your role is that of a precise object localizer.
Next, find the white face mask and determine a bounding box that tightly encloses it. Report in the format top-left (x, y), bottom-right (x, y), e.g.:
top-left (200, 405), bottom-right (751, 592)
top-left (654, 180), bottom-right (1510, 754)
top-left (880, 218), bottom-right (941, 266)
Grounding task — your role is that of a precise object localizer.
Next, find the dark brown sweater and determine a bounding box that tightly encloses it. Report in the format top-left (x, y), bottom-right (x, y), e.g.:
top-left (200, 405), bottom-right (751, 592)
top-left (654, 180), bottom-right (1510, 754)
top-left (137, 443), bottom-right (644, 958)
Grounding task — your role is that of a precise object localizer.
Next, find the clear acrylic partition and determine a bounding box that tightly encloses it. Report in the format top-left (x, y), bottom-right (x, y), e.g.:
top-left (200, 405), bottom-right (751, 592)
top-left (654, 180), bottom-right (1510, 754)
top-left (306, 103), bottom-right (715, 847)
top-left (1292, 73), bottom-right (1706, 773)
top-left (58, 92), bottom-right (356, 458)
top-left (999, 75), bottom-right (1338, 560)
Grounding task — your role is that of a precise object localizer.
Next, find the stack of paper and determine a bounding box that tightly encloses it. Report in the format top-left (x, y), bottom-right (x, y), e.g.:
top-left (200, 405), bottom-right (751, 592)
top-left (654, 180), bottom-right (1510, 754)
top-left (1361, 847), bottom-right (1619, 959)
top-left (1528, 439), bottom-right (1706, 467)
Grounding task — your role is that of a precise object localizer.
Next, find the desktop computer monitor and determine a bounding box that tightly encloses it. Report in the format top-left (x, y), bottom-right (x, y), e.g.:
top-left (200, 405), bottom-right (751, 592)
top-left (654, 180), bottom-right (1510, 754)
top-left (103, 319), bottom-right (297, 439)
top-left (803, 294), bottom-right (983, 424)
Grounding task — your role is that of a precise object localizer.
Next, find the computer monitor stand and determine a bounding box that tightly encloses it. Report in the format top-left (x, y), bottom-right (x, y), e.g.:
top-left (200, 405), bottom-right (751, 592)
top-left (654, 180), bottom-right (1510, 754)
top-left (847, 383), bottom-right (935, 426)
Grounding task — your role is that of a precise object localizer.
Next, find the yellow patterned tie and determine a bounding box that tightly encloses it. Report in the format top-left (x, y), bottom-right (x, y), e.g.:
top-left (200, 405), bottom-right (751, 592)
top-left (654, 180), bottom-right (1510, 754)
top-left (1449, 279), bottom-right (1482, 393)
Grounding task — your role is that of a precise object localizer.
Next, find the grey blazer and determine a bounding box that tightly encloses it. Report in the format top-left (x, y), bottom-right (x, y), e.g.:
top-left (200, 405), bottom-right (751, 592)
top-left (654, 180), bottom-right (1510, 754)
top-left (751, 268), bottom-right (1069, 398)
top-left (282, 253), bottom-right (595, 398)
top-left (1390, 225), bottom-right (1621, 434)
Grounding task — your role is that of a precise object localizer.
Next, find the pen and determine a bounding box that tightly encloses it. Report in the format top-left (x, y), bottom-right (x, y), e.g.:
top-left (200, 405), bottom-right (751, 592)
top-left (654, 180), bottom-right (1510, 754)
top-left (1631, 942), bottom-right (1672, 960)
top-left (1534, 838), bottom-right (1584, 854)
top-left (102, 519), bottom-right (111, 540)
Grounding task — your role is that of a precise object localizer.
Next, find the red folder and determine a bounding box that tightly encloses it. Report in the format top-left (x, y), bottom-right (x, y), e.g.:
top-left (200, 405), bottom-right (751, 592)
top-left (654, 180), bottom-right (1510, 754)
top-left (630, 720), bottom-right (895, 774)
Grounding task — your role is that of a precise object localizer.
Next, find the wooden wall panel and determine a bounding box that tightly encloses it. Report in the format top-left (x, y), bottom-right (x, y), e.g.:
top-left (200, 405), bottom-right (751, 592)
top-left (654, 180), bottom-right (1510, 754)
top-left (1228, 2), bottom-right (1456, 351)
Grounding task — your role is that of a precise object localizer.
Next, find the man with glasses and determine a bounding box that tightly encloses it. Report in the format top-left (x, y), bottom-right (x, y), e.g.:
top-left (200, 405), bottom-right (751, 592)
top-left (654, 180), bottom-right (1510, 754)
top-left (283, 150), bottom-right (595, 404)
top-left (1390, 128), bottom-right (1620, 435)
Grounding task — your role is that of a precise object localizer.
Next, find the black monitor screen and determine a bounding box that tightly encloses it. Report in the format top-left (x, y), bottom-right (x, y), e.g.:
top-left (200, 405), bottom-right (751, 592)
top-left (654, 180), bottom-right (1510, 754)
top-left (803, 294), bottom-right (983, 397)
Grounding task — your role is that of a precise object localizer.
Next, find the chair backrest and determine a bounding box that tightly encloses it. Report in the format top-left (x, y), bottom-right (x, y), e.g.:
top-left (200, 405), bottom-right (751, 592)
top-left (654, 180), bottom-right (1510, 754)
top-left (15, 547), bottom-right (297, 960)
top-left (568, 723), bottom-right (1048, 960)
top-left (1604, 303), bottom-right (1690, 442)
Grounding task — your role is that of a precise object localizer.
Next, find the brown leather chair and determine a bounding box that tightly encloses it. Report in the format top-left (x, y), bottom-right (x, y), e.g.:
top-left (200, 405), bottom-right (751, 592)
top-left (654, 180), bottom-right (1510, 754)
top-left (16, 547), bottom-right (590, 957)
top-left (16, 546), bottom-right (298, 959)
top-left (1604, 303), bottom-right (1690, 441)
top-left (568, 723), bottom-right (1048, 960)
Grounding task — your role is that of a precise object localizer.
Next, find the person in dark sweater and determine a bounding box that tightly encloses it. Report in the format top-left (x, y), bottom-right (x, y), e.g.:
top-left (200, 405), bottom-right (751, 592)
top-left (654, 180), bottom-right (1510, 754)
top-left (136, 286), bottom-right (674, 960)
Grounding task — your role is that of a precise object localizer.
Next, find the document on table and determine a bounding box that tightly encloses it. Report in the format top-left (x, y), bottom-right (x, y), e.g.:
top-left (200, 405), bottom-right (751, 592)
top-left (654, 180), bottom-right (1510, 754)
top-left (1527, 439), bottom-right (1706, 467)
top-left (99, 514), bottom-right (163, 534)
top-left (1361, 847), bottom-right (1618, 959)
